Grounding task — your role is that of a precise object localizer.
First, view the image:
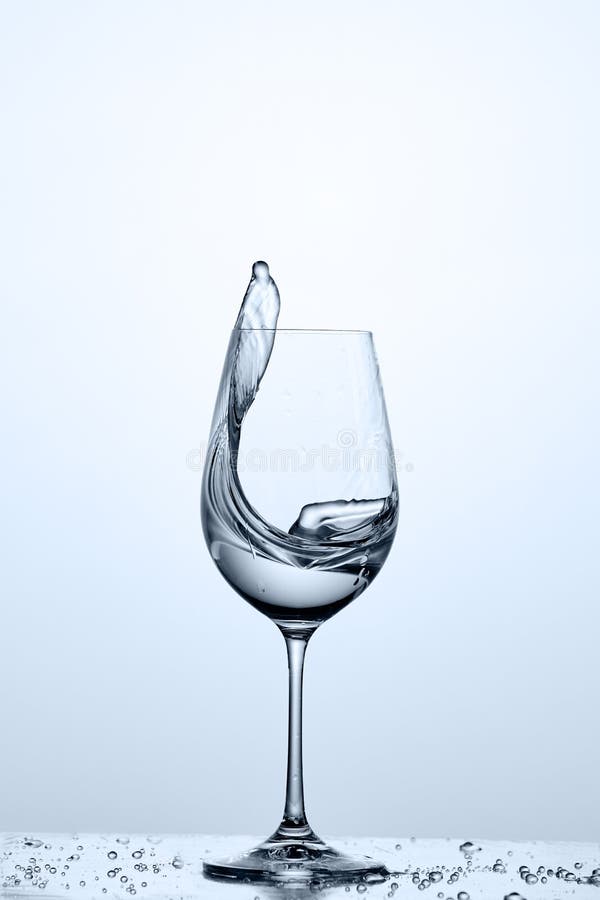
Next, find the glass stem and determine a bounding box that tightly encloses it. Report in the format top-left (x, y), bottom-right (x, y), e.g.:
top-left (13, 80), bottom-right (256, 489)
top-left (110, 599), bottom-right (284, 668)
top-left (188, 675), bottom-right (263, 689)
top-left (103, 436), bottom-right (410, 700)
top-left (272, 630), bottom-right (317, 842)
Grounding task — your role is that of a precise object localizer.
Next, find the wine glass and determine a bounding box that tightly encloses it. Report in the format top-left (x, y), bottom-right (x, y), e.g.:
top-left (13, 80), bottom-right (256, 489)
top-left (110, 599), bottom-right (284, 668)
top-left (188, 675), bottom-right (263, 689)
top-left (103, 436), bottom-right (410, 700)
top-left (201, 326), bottom-right (398, 886)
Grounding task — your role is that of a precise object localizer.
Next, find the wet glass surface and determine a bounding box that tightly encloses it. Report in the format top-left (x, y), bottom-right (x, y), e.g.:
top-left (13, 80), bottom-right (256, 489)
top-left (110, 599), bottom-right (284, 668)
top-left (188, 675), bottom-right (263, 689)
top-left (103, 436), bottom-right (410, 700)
top-left (2, 833), bottom-right (599, 898)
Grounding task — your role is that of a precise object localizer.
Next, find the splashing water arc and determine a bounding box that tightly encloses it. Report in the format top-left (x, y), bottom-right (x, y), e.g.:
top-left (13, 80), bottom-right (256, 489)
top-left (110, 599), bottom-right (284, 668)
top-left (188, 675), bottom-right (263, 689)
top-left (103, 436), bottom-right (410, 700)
top-left (201, 261), bottom-right (398, 624)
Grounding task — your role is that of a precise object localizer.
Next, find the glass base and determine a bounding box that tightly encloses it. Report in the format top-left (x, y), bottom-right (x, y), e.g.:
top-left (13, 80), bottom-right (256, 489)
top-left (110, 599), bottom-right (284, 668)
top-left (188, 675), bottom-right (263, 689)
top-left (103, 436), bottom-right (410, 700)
top-left (203, 833), bottom-right (390, 886)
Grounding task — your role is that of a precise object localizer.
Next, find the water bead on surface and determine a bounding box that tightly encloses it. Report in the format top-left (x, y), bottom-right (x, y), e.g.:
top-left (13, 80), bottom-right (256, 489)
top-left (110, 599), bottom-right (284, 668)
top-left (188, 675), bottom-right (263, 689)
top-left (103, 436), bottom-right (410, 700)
top-left (107, 851), bottom-right (117, 860)
top-left (356, 886), bottom-right (367, 894)
top-left (525, 874), bottom-right (538, 884)
top-left (171, 855), bottom-right (184, 869)
top-left (457, 893), bottom-right (470, 900)
top-left (459, 841), bottom-right (480, 856)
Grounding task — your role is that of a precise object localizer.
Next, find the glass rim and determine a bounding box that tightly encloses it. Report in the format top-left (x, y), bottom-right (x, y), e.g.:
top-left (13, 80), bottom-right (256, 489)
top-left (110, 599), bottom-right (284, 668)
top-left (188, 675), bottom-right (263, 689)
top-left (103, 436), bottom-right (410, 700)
top-left (234, 327), bottom-right (373, 336)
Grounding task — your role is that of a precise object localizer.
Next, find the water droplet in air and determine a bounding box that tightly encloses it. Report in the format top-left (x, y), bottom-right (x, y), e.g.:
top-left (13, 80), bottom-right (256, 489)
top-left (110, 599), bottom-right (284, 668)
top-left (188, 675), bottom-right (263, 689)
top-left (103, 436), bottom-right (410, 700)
top-left (107, 870), bottom-right (116, 878)
top-left (395, 843), bottom-right (402, 851)
top-left (429, 871), bottom-right (443, 883)
top-left (574, 862), bottom-right (583, 869)
top-left (457, 892), bottom-right (470, 900)
top-left (525, 874), bottom-right (538, 885)
top-left (79, 881), bottom-right (86, 887)
top-left (108, 851), bottom-right (117, 860)
top-left (120, 875), bottom-right (128, 883)
top-left (132, 850), bottom-right (143, 859)
top-left (356, 886), bottom-right (367, 894)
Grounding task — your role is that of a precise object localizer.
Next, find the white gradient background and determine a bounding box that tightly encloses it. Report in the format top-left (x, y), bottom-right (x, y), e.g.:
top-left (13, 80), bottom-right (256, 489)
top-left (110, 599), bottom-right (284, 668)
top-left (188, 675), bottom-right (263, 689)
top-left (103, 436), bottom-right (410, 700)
top-left (1, 1), bottom-right (599, 841)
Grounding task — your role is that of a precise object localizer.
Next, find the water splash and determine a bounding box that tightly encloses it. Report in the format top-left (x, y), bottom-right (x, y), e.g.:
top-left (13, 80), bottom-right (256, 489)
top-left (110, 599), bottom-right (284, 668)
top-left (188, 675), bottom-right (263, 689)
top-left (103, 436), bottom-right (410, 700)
top-left (202, 261), bottom-right (398, 627)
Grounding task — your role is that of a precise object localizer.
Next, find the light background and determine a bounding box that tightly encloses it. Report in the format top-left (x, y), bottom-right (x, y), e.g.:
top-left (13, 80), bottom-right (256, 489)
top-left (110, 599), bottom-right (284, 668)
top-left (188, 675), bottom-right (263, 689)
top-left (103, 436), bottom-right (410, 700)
top-left (1, 0), bottom-right (599, 841)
